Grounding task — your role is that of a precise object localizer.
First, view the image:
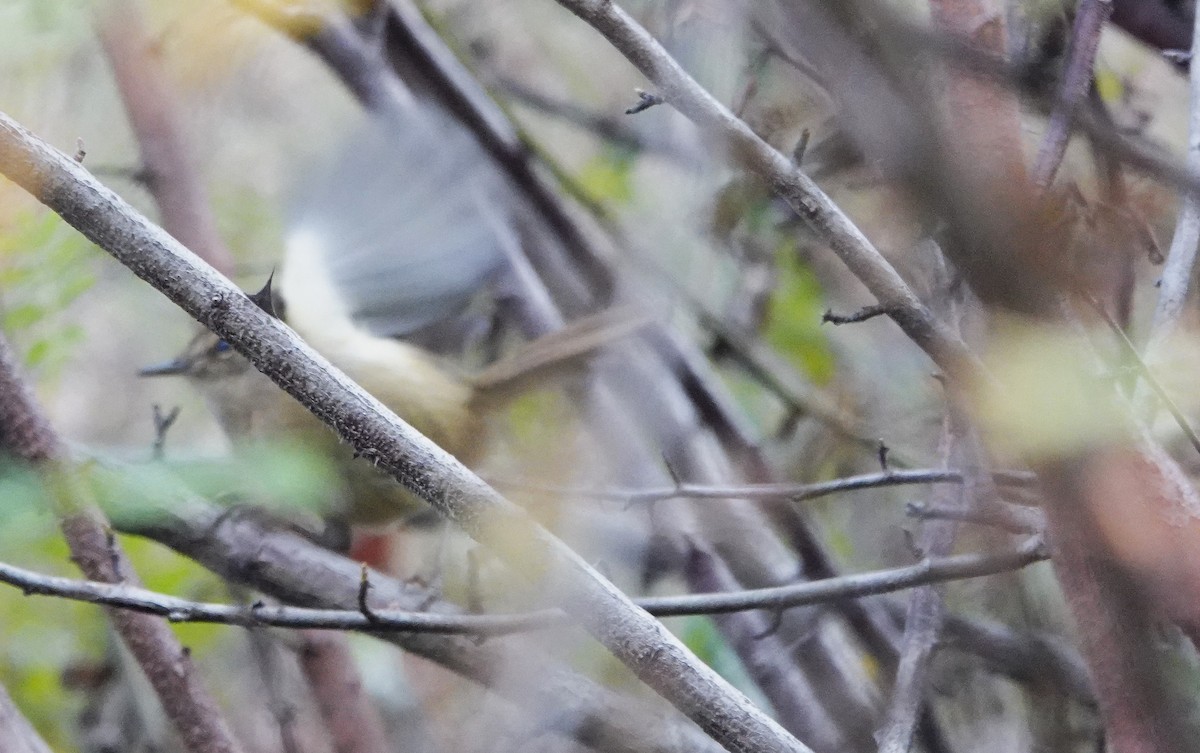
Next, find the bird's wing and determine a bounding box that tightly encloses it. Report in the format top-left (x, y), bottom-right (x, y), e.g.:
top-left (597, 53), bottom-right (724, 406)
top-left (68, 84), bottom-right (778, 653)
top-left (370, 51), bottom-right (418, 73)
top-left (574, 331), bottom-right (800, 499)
top-left (280, 108), bottom-right (510, 340)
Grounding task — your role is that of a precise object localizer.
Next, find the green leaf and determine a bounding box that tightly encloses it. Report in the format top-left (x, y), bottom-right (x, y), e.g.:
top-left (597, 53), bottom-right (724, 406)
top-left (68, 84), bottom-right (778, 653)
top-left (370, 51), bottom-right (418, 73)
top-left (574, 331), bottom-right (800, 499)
top-left (764, 242), bottom-right (835, 384)
top-left (576, 148), bottom-right (636, 204)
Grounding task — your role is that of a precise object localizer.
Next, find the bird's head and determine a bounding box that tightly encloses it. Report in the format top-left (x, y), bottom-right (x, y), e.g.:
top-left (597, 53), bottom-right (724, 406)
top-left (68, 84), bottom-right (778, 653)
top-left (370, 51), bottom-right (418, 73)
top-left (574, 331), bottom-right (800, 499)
top-left (138, 275), bottom-right (281, 384)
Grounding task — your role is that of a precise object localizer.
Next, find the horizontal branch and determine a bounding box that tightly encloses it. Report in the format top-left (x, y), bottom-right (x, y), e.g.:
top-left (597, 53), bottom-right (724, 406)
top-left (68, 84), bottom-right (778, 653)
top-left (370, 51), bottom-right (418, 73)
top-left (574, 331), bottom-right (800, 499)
top-left (906, 498), bottom-right (1045, 535)
top-left (642, 538), bottom-right (1046, 616)
top-left (0, 537), bottom-right (1047, 633)
top-left (495, 467), bottom-right (1037, 505)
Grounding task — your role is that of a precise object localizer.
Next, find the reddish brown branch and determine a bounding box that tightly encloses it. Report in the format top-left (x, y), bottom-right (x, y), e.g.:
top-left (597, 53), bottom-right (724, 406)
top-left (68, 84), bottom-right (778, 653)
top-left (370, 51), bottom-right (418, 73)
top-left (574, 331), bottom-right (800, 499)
top-left (96, 0), bottom-right (235, 276)
top-left (928, 0), bottom-right (1028, 186)
top-left (297, 631), bottom-right (391, 753)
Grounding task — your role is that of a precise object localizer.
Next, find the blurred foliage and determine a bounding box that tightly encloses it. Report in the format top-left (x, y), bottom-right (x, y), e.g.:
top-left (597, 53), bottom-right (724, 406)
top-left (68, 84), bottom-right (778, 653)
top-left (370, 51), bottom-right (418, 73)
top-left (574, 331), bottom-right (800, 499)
top-left (0, 0), bottom-right (91, 70)
top-left (677, 616), bottom-right (764, 703)
top-left (91, 442), bottom-right (342, 523)
top-left (0, 209), bottom-right (97, 378)
top-left (765, 242), bottom-right (835, 385)
top-left (1094, 67), bottom-right (1124, 105)
top-left (211, 184), bottom-right (286, 275)
top-left (973, 320), bottom-right (1200, 459)
top-left (0, 446), bottom-right (336, 744)
top-left (0, 445), bottom-right (340, 560)
top-left (576, 147), bottom-right (637, 205)
top-left (710, 178), bottom-right (773, 241)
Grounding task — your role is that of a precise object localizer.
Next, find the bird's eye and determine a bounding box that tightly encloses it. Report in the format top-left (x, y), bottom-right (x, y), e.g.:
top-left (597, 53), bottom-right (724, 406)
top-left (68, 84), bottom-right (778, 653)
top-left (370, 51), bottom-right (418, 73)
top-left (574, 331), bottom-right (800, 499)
top-left (214, 340), bottom-right (232, 353)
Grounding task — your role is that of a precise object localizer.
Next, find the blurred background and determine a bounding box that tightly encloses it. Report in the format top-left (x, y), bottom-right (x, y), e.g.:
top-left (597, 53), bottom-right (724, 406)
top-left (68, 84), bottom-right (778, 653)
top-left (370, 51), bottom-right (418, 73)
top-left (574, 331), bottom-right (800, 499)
top-left (0, 0), bottom-right (1197, 751)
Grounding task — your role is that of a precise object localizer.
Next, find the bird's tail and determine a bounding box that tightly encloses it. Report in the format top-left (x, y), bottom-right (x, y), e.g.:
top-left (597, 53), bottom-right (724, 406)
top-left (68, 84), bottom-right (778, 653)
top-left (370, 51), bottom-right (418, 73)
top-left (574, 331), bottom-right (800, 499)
top-left (470, 308), bottom-right (650, 405)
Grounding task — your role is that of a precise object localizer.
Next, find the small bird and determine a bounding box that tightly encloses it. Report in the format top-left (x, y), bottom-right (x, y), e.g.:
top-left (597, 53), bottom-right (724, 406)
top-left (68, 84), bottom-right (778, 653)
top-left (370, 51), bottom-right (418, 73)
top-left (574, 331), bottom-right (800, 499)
top-left (141, 107), bottom-right (640, 526)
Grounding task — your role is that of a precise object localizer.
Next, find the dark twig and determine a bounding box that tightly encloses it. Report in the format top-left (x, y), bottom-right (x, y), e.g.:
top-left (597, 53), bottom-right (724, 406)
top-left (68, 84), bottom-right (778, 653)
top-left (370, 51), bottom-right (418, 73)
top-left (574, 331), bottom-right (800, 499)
top-left (357, 564), bottom-right (377, 624)
top-left (695, 305), bottom-right (871, 445)
top-left (877, 440), bottom-right (891, 472)
top-left (625, 89), bottom-right (665, 114)
top-left (151, 404), bottom-right (180, 460)
top-left (496, 76), bottom-right (693, 161)
top-left (1111, 0), bottom-right (1192, 57)
top-left (792, 129), bottom-right (810, 166)
top-left (821, 305), bottom-right (892, 325)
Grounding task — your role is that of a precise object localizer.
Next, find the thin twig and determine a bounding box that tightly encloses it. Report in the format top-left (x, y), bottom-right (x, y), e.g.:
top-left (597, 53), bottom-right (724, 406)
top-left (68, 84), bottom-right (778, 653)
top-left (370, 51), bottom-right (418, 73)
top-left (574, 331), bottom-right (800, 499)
top-left (1147, 3), bottom-right (1200, 345)
top-left (151, 404), bottom-right (180, 460)
top-left (877, 417), bottom-right (961, 753)
top-left (496, 76), bottom-right (693, 161)
top-left (492, 467), bottom-right (1036, 505)
top-left (625, 89), bottom-right (664, 115)
top-left (822, 305), bottom-right (891, 325)
top-left (695, 304), bottom-right (872, 445)
top-left (906, 499), bottom-right (1045, 535)
top-left (1086, 295), bottom-right (1200, 457)
top-left (0, 538), bottom-right (1047, 632)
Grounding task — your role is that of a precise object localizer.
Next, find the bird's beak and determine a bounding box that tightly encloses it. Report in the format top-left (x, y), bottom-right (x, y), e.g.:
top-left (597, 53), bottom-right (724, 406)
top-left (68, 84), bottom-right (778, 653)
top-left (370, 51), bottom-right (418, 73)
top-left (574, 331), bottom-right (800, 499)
top-left (137, 358), bottom-right (190, 378)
